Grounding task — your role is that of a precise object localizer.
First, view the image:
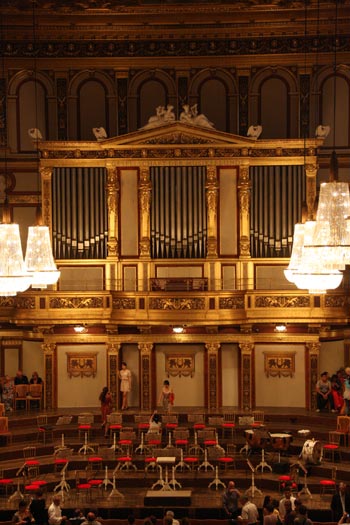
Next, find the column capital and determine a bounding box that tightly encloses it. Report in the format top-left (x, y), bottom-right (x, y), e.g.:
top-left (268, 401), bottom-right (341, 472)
top-left (138, 342), bottom-right (154, 355)
top-left (239, 342), bottom-right (254, 354)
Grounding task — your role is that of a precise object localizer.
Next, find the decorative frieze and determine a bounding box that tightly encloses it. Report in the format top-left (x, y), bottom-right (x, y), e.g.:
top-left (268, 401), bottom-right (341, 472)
top-left (219, 296), bottom-right (245, 309)
top-left (112, 298), bottom-right (136, 309)
top-left (149, 297), bottom-right (205, 310)
top-left (49, 296), bottom-right (104, 308)
top-left (255, 296), bottom-right (310, 308)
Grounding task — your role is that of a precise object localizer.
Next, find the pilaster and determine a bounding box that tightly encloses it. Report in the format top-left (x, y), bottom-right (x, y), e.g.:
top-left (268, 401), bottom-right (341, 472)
top-left (238, 164), bottom-right (251, 257)
top-left (139, 166), bottom-right (152, 258)
top-left (206, 166), bottom-right (218, 257)
top-left (205, 342), bottom-right (220, 411)
top-left (305, 341), bottom-right (320, 411)
top-left (239, 342), bottom-right (254, 411)
top-left (42, 342), bottom-right (56, 410)
top-left (138, 343), bottom-right (153, 410)
top-left (106, 165), bottom-right (120, 258)
top-left (107, 342), bottom-right (120, 409)
top-left (40, 167), bottom-right (53, 228)
top-left (305, 162), bottom-right (317, 220)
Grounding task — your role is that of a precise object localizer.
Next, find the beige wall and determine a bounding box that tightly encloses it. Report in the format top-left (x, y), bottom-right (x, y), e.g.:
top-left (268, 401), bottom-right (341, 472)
top-left (23, 340), bottom-right (44, 382)
top-left (319, 340), bottom-right (345, 376)
top-left (255, 343), bottom-right (305, 407)
top-left (57, 343), bottom-right (107, 408)
top-left (155, 343), bottom-right (205, 407)
top-left (221, 343), bottom-right (239, 407)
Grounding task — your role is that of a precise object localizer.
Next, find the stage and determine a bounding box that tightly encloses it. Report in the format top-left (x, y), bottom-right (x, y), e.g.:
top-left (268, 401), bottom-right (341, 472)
top-left (0, 406), bottom-right (347, 521)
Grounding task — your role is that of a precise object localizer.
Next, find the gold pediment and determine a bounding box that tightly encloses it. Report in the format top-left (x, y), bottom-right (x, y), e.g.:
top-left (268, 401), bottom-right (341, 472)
top-left (99, 122), bottom-right (257, 148)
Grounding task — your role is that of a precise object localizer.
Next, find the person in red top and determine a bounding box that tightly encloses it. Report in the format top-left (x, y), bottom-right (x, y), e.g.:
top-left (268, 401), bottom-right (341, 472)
top-left (99, 386), bottom-right (112, 432)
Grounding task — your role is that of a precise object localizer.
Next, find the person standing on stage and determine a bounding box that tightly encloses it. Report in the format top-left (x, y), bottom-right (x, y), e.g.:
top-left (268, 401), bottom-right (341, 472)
top-left (158, 379), bottom-right (174, 413)
top-left (119, 362), bottom-right (131, 410)
top-left (343, 368), bottom-right (350, 416)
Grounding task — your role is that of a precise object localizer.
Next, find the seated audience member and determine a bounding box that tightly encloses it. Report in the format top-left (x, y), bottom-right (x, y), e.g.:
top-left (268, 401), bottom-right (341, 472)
top-left (12, 500), bottom-right (33, 524)
top-left (238, 495), bottom-right (259, 525)
top-left (263, 504), bottom-right (279, 525)
top-left (165, 511), bottom-right (179, 525)
top-left (294, 505), bottom-right (313, 525)
top-left (30, 371), bottom-right (43, 384)
top-left (283, 500), bottom-right (296, 525)
top-left (69, 509), bottom-right (86, 525)
top-left (331, 482), bottom-right (350, 522)
top-left (148, 410), bottom-right (162, 433)
top-left (331, 374), bottom-right (344, 413)
top-left (279, 486), bottom-right (296, 519)
top-left (14, 370), bottom-right (29, 385)
top-left (81, 512), bottom-right (101, 525)
top-left (316, 371), bottom-right (334, 412)
top-left (1, 374), bottom-right (14, 412)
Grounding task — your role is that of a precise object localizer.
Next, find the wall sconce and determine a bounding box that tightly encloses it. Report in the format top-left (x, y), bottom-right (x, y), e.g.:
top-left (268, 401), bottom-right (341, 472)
top-left (172, 326), bottom-right (184, 334)
top-left (275, 324), bottom-right (287, 333)
top-left (74, 325), bottom-right (88, 334)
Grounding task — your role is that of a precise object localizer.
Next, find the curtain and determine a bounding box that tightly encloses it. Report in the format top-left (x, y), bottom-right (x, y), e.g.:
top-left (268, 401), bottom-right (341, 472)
top-left (151, 166), bottom-right (207, 259)
top-left (250, 165), bottom-right (305, 258)
top-left (52, 167), bottom-right (108, 259)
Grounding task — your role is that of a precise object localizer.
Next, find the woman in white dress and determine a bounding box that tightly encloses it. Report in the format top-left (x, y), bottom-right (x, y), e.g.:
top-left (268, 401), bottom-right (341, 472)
top-left (119, 362), bottom-right (131, 410)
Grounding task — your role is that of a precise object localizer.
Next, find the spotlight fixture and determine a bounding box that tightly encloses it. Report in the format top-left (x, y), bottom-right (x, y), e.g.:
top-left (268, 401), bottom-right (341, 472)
top-left (172, 326), bottom-right (184, 334)
top-left (275, 324), bottom-right (287, 333)
top-left (74, 325), bottom-right (88, 334)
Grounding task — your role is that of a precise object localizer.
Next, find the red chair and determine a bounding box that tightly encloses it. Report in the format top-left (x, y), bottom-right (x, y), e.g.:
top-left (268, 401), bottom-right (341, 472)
top-left (0, 469), bottom-right (13, 497)
top-left (323, 431), bottom-right (342, 462)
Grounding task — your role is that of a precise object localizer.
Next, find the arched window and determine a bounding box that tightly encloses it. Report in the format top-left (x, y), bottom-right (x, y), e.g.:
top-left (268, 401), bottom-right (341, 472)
top-left (199, 78), bottom-right (228, 132)
top-left (320, 74), bottom-right (350, 148)
top-left (78, 80), bottom-right (107, 140)
top-left (138, 79), bottom-right (167, 128)
top-left (18, 79), bottom-right (47, 152)
top-left (260, 77), bottom-right (288, 139)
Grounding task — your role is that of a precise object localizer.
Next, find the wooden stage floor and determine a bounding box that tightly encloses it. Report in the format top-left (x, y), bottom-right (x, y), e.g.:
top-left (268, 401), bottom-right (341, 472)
top-left (0, 407), bottom-right (348, 521)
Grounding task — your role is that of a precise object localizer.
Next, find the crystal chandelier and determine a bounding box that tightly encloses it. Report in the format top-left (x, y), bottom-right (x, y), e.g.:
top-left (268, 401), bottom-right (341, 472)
top-left (0, 201), bottom-right (33, 296)
top-left (25, 208), bottom-right (60, 289)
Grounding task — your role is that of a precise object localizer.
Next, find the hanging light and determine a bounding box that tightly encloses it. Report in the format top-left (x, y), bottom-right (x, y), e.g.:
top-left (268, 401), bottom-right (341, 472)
top-left (23, 2), bottom-right (60, 290)
top-left (25, 207), bottom-right (60, 289)
top-left (0, 199), bottom-right (33, 296)
top-left (285, 0), bottom-right (345, 294)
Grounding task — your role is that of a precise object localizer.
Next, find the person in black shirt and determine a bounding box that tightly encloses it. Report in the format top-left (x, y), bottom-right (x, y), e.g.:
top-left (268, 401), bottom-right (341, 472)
top-left (30, 490), bottom-right (47, 525)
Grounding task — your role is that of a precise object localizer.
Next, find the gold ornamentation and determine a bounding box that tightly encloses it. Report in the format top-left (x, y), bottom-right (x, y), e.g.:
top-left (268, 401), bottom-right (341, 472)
top-left (107, 238), bottom-right (119, 257)
top-left (149, 297), bottom-right (205, 310)
top-left (255, 296), bottom-right (310, 308)
top-left (264, 352), bottom-right (295, 378)
top-left (67, 352), bottom-right (97, 378)
top-left (139, 237), bottom-right (150, 256)
top-left (49, 296), bottom-right (103, 308)
top-left (207, 236), bottom-right (217, 256)
top-left (240, 235), bottom-right (250, 256)
top-left (219, 296), bottom-right (245, 309)
top-left (324, 295), bottom-right (347, 308)
top-left (112, 297), bottom-right (136, 309)
top-left (166, 354), bottom-right (195, 377)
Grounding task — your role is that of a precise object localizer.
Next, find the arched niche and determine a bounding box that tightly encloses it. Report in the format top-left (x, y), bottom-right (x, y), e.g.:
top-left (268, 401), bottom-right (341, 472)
top-left (311, 65), bottom-right (350, 149)
top-left (128, 70), bottom-right (177, 131)
top-left (250, 67), bottom-right (299, 138)
top-left (7, 70), bottom-right (56, 152)
top-left (67, 70), bottom-right (117, 139)
top-left (188, 69), bottom-right (238, 133)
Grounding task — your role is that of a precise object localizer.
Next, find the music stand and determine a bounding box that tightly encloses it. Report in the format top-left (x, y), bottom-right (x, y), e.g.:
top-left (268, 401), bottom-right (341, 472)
top-left (292, 461), bottom-right (312, 499)
top-left (245, 459), bottom-right (262, 498)
top-left (255, 430), bottom-right (272, 473)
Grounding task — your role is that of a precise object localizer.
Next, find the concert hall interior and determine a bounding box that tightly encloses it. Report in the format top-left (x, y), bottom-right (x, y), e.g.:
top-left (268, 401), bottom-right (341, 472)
top-left (1, 0), bottom-right (350, 522)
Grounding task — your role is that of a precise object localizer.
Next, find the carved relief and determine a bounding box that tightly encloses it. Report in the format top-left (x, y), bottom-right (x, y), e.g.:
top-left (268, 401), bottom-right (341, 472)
top-left (206, 343), bottom-right (220, 410)
top-left (255, 296), bottom-right (310, 308)
top-left (240, 343), bottom-right (254, 411)
top-left (49, 296), bottom-right (104, 308)
top-left (325, 295), bottom-right (347, 308)
top-left (112, 298), bottom-right (136, 309)
top-left (42, 343), bottom-right (56, 410)
top-left (139, 343), bottom-right (153, 411)
top-left (219, 296), bottom-right (245, 309)
top-left (149, 297), bottom-right (205, 310)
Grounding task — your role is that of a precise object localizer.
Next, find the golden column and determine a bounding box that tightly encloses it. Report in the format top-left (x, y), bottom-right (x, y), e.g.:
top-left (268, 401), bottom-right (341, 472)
top-left (42, 342), bottom-right (56, 409)
top-left (205, 343), bottom-right (220, 410)
top-left (138, 343), bottom-right (154, 411)
top-left (239, 342), bottom-right (254, 411)
top-left (305, 161), bottom-right (317, 220)
top-left (139, 166), bottom-right (152, 258)
top-left (237, 164), bottom-right (251, 258)
top-left (107, 342), bottom-right (120, 410)
top-left (106, 165), bottom-right (120, 258)
top-left (305, 341), bottom-right (320, 411)
top-left (205, 166), bottom-right (218, 257)
top-left (40, 167), bottom-right (53, 228)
